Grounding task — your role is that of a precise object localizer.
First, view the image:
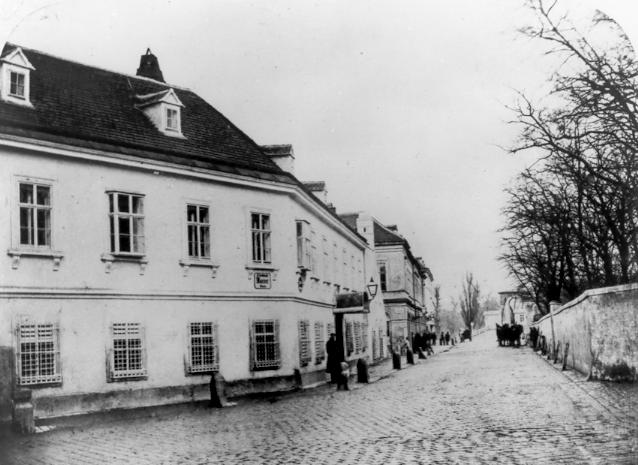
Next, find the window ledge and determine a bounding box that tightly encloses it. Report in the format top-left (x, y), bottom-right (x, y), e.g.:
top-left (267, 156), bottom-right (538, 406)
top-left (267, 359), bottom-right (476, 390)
top-left (8, 248), bottom-right (64, 271)
top-left (179, 259), bottom-right (220, 278)
top-left (101, 253), bottom-right (148, 275)
top-left (108, 374), bottom-right (148, 383)
top-left (2, 96), bottom-right (34, 108)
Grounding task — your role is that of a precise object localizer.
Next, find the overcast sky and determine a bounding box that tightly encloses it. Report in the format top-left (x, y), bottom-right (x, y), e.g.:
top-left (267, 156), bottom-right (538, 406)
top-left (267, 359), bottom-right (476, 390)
top-left (3, 0), bottom-right (636, 305)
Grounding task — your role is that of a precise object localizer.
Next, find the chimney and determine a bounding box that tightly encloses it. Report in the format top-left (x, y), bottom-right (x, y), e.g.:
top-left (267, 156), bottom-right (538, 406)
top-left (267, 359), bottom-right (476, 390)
top-left (303, 181), bottom-right (328, 204)
top-left (261, 144), bottom-right (295, 174)
top-left (136, 48), bottom-right (165, 82)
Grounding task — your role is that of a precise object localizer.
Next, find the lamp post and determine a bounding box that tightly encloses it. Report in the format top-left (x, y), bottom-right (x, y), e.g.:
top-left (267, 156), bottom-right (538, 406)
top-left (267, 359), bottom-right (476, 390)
top-left (366, 277), bottom-right (378, 300)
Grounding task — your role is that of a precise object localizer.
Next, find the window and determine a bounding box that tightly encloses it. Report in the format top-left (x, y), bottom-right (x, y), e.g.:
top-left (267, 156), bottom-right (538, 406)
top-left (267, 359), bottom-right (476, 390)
top-left (298, 320), bottom-right (311, 367)
top-left (166, 107), bottom-right (180, 132)
top-left (16, 323), bottom-right (61, 385)
top-left (354, 321), bottom-right (361, 354)
top-left (110, 323), bottom-right (146, 379)
top-left (314, 322), bottom-right (325, 364)
top-left (250, 320), bottom-right (280, 370)
top-left (296, 220), bottom-right (311, 269)
top-left (332, 243), bottom-right (338, 284)
top-left (188, 322), bottom-right (219, 373)
top-left (9, 71), bottom-right (25, 98)
top-left (187, 204), bottom-right (210, 259)
top-left (322, 237), bottom-right (329, 281)
top-left (378, 261), bottom-right (388, 292)
top-left (19, 182), bottom-right (51, 247)
top-left (251, 213), bottom-right (271, 264)
top-left (108, 192), bottom-right (145, 254)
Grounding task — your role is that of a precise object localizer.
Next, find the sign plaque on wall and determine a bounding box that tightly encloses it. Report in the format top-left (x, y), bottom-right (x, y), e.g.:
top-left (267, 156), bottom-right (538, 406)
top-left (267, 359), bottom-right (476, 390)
top-left (254, 272), bottom-right (272, 289)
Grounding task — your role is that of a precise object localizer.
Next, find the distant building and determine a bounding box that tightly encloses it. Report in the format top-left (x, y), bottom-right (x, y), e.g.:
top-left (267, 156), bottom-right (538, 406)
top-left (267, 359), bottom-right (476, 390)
top-left (0, 43), bottom-right (386, 421)
top-left (498, 291), bottom-right (539, 334)
top-left (340, 213), bottom-right (432, 352)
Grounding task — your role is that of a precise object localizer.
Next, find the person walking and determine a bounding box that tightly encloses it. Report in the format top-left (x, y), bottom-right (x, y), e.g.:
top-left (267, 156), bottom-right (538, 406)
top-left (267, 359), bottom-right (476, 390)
top-left (445, 331), bottom-right (451, 345)
top-left (440, 332), bottom-right (445, 346)
top-left (325, 333), bottom-right (340, 384)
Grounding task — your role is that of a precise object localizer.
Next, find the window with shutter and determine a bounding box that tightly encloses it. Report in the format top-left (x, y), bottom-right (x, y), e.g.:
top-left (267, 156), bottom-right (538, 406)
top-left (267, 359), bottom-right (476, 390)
top-left (345, 321), bottom-right (354, 356)
top-left (314, 322), bottom-right (325, 364)
top-left (298, 320), bottom-right (311, 367)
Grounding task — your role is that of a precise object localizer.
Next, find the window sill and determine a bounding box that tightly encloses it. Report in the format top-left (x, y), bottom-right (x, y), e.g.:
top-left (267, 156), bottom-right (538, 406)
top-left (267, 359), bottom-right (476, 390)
top-left (8, 248), bottom-right (64, 271)
top-left (179, 259), bottom-right (220, 278)
top-left (101, 253), bottom-right (148, 275)
top-left (18, 379), bottom-right (62, 388)
top-left (2, 96), bottom-right (33, 108)
top-left (108, 373), bottom-right (148, 383)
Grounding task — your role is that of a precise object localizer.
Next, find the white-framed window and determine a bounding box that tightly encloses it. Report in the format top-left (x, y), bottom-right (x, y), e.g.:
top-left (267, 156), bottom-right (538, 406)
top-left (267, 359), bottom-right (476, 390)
top-left (314, 322), bottom-right (325, 364)
top-left (18, 182), bottom-right (51, 248)
top-left (298, 320), bottom-right (311, 367)
top-left (9, 70), bottom-right (25, 99)
top-left (342, 249), bottom-right (348, 288)
top-left (378, 261), bottom-right (388, 292)
top-left (15, 323), bottom-right (61, 385)
top-left (296, 220), bottom-right (311, 270)
top-left (108, 192), bottom-right (145, 255)
top-left (332, 243), bottom-right (338, 284)
top-left (322, 237), bottom-right (329, 281)
top-left (187, 204), bottom-right (210, 259)
top-left (187, 322), bottom-right (219, 373)
top-left (109, 323), bottom-right (146, 380)
top-left (165, 106), bottom-right (180, 132)
top-left (250, 320), bottom-right (280, 370)
top-left (251, 213), bottom-right (271, 264)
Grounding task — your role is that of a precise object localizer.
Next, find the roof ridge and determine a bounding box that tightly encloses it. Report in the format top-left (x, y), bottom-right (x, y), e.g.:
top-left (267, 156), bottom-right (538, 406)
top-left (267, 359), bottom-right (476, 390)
top-left (4, 42), bottom-right (192, 91)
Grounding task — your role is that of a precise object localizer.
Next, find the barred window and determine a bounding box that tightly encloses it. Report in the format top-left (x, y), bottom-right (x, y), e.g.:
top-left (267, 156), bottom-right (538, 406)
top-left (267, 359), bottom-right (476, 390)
top-left (19, 182), bottom-right (51, 248)
top-left (110, 323), bottom-right (146, 380)
top-left (251, 320), bottom-right (280, 370)
top-left (354, 321), bottom-right (361, 354)
top-left (345, 321), bottom-right (354, 356)
top-left (314, 322), bottom-right (325, 364)
top-left (188, 322), bottom-right (218, 373)
top-left (187, 204), bottom-right (211, 259)
top-left (251, 213), bottom-right (271, 264)
top-left (298, 320), bottom-right (311, 367)
top-left (16, 323), bottom-right (61, 385)
top-left (108, 192), bottom-right (145, 254)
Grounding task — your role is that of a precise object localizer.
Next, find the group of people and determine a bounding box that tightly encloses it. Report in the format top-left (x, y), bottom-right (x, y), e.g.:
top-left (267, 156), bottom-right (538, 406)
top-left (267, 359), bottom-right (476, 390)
top-left (438, 331), bottom-right (453, 346)
top-left (325, 333), bottom-right (350, 390)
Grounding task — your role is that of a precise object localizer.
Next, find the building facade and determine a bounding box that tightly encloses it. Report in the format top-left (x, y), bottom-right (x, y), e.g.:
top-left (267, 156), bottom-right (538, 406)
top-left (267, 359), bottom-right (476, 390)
top-left (0, 44), bottom-right (386, 421)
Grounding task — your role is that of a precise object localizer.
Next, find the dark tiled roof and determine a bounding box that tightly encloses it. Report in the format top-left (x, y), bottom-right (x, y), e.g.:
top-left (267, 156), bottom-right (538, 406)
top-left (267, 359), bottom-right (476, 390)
top-left (374, 222), bottom-right (404, 245)
top-left (303, 181), bottom-right (326, 192)
top-left (0, 43), bottom-right (284, 176)
top-left (339, 213), bottom-right (358, 231)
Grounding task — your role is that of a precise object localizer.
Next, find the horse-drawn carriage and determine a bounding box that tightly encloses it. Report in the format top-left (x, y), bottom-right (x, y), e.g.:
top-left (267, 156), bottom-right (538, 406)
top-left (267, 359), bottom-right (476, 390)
top-left (496, 323), bottom-right (524, 347)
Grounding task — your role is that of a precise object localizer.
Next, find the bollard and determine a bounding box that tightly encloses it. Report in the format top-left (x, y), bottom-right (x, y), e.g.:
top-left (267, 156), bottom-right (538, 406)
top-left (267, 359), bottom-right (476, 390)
top-left (356, 358), bottom-right (369, 383)
top-left (12, 388), bottom-right (34, 434)
top-left (406, 349), bottom-right (414, 365)
top-left (392, 351), bottom-right (402, 370)
top-left (209, 372), bottom-right (227, 408)
top-left (562, 342), bottom-right (570, 371)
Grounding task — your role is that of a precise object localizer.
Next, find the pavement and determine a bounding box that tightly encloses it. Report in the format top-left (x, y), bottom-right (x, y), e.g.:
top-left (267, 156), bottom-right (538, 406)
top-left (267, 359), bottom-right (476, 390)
top-left (0, 332), bottom-right (636, 464)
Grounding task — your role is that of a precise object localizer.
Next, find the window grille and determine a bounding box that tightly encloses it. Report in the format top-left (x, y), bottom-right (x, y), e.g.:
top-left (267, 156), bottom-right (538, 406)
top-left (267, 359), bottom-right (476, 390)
top-left (345, 321), bottom-right (354, 356)
top-left (298, 320), bottom-right (311, 367)
top-left (353, 321), bottom-right (361, 354)
top-left (108, 193), bottom-right (145, 254)
top-left (16, 323), bottom-right (61, 385)
top-left (19, 183), bottom-right (51, 247)
top-left (9, 71), bottom-right (25, 98)
top-left (187, 204), bottom-right (211, 259)
top-left (250, 320), bottom-right (280, 370)
top-left (188, 322), bottom-right (219, 373)
top-left (110, 323), bottom-right (146, 379)
top-left (251, 213), bottom-right (271, 264)
top-left (314, 322), bottom-right (325, 364)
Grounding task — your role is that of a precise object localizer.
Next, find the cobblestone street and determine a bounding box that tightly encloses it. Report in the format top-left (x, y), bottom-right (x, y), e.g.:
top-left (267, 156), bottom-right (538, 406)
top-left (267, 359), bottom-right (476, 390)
top-left (1, 332), bottom-right (636, 465)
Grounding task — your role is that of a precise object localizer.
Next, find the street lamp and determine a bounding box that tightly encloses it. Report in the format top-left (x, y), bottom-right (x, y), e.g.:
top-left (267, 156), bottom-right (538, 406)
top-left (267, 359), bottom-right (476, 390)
top-left (366, 277), bottom-right (378, 300)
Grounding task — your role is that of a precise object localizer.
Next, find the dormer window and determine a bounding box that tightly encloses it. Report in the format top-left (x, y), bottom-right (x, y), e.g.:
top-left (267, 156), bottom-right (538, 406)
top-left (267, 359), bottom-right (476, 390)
top-left (1, 47), bottom-right (35, 107)
top-left (134, 88), bottom-right (185, 138)
top-left (9, 71), bottom-right (25, 98)
top-left (165, 107), bottom-right (180, 132)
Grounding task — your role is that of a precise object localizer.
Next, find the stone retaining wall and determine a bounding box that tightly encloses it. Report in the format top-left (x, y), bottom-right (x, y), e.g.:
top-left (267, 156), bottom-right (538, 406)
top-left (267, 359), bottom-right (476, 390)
top-left (532, 283), bottom-right (638, 381)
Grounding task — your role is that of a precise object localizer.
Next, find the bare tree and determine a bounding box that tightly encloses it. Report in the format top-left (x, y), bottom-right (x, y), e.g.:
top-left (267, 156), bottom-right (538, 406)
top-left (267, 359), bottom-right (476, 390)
top-left (430, 285), bottom-right (442, 333)
top-left (501, 0), bottom-right (638, 307)
top-left (458, 272), bottom-right (482, 335)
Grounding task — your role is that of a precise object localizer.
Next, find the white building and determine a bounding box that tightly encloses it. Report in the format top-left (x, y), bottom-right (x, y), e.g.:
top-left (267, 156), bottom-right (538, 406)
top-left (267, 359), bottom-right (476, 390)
top-left (0, 44), bottom-right (386, 421)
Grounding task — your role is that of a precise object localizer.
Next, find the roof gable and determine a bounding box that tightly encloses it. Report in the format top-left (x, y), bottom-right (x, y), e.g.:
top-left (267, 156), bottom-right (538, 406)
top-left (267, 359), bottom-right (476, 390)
top-left (0, 46), bottom-right (35, 70)
top-left (135, 88), bottom-right (184, 108)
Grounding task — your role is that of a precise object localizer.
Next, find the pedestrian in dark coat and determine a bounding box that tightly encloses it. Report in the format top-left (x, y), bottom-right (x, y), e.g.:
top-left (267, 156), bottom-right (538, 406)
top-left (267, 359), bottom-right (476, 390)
top-left (326, 333), bottom-right (340, 383)
top-left (440, 332), bottom-right (445, 346)
top-left (445, 332), bottom-right (450, 345)
top-left (412, 332), bottom-right (422, 353)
